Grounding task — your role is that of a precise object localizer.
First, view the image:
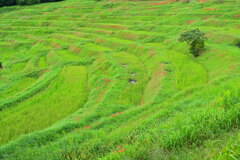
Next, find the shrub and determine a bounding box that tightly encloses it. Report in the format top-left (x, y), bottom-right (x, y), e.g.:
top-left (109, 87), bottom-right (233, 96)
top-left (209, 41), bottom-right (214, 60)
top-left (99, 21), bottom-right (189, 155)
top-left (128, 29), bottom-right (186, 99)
top-left (179, 28), bottom-right (207, 57)
top-left (233, 39), bottom-right (240, 48)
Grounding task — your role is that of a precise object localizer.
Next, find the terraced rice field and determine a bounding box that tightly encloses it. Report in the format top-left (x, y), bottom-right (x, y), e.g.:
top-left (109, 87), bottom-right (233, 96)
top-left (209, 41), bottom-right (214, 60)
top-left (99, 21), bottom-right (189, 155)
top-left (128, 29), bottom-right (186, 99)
top-left (0, 0), bottom-right (240, 159)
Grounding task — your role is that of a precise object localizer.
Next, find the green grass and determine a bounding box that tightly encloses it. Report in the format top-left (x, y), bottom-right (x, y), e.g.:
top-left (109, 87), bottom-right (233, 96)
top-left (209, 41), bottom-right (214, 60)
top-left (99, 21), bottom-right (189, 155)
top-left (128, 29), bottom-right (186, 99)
top-left (0, 77), bottom-right (37, 100)
top-left (0, 66), bottom-right (88, 145)
top-left (0, 0), bottom-right (240, 159)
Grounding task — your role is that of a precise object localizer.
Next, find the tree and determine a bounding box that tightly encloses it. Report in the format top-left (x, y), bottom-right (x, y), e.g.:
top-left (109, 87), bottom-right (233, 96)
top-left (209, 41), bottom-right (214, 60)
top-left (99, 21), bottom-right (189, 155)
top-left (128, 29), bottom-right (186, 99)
top-left (233, 39), bottom-right (240, 48)
top-left (178, 28), bottom-right (207, 57)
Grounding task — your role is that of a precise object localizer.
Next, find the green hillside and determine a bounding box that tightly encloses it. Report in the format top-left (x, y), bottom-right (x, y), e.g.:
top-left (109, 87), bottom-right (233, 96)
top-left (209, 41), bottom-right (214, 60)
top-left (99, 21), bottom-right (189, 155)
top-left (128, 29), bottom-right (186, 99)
top-left (0, 0), bottom-right (240, 159)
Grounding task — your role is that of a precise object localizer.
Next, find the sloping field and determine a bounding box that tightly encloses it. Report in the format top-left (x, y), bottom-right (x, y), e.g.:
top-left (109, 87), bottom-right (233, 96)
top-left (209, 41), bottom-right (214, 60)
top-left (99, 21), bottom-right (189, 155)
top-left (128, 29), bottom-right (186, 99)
top-left (0, 0), bottom-right (240, 159)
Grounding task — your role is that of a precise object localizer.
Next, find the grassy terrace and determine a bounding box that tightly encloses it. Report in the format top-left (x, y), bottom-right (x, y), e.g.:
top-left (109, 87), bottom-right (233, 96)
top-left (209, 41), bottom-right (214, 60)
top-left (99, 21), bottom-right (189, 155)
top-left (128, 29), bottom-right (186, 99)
top-left (0, 0), bottom-right (240, 159)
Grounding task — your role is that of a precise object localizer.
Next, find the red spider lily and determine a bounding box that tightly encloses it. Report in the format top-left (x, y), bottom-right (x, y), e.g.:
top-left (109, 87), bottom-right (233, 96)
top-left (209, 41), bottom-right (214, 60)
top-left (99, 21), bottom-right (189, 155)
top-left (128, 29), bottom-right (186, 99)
top-left (118, 112), bottom-right (122, 115)
top-left (166, 40), bottom-right (171, 43)
top-left (233, 14), bottom-right (240, 18)
top-left (76, 115), bottom-right (82, 118)
top-left (118, 149), bottom-right (125, 153)
top-left (84, 126), bottom-right (90, 129)
top-left (199, 0), bottom-right (208, 3)
top-left (104, 78), bottom-right (110, 83)
top-left (112, 114), bottom-right (117, 117)
top-left (140, 98), bottom-right (144, 105)
top-left (149, 0), bottom-right (172, 6)
top-left (186, 20), bottom-right (194, 25)
top-left (205, 8), bottom-right (218, 11)
top-left (148, 51), bottom-right (153, 56)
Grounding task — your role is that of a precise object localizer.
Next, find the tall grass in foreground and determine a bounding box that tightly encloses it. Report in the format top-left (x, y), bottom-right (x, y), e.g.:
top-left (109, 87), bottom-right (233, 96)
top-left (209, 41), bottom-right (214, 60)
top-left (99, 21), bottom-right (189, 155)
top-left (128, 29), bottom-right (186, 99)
top-left (215, 134), bottom-right (240, 160)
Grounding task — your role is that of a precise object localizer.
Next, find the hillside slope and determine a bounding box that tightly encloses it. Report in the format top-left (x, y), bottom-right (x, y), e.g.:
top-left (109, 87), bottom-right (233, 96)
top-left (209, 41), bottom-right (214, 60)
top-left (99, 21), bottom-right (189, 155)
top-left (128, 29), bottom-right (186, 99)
top-left (0, 0), bottom-right (240, 159)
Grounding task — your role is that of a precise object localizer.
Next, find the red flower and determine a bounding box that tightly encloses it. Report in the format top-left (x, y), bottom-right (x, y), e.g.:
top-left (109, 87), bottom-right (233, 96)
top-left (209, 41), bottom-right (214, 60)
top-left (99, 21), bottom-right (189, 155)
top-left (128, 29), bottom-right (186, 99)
top-left (104, 78), bottom-right (110, 82)
top-left (233, 14), bottom-right (240, 18)
top-left (118, 112), bottom-right (122, 115)
top-left (84, 126), bottom-right (90, 129)
top-left (118, 149), bottom-right (125, 153)
top-left (75, 117), bottom-right (79, 122)
top-left (148, 51), bottom-right (153, 55)
top-left (112, 114), bottom-right (117, 117)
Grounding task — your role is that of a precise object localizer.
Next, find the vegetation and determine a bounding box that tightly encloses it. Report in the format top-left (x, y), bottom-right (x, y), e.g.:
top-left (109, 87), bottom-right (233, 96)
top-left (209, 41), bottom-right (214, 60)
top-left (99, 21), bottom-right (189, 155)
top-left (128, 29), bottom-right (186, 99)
top-left (0, 0), bottom-right (16, 7)
top-left (179, 29), bottom-right (207, 57)
top-left (0, 0), bottom-right (240, 160)
top-left (16, 0), bottom-right (41, 5)
top-left (0, 0), bottom-right (62, 7)
top-left (233, 38), bottom-right (240, 48)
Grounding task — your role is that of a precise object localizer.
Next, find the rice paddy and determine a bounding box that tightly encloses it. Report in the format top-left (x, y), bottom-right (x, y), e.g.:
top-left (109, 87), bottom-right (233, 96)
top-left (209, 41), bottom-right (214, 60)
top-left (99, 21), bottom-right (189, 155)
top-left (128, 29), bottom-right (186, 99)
top-left (0, 0), bottom-right (240, 159)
